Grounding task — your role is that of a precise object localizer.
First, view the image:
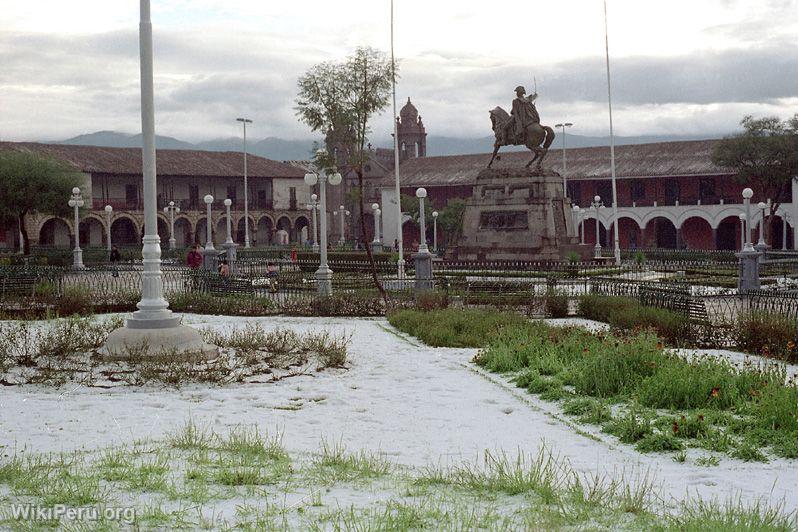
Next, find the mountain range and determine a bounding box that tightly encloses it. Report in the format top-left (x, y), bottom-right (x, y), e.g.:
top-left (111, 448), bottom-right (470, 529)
top-left (49, 130), bottom-right (729, 161)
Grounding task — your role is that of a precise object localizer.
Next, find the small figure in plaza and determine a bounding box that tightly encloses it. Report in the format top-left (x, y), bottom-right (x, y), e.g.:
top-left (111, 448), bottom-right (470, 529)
top-left (218, 259), bottom-right (230, 278)
top-left (186, 243), bottom-right (203, 269)
top-left (266, 261), bottom-right (279, 293)
top-left (110, 245), bottom-right (121, 277)
top-left (487, 84), bottom-right (555, 172)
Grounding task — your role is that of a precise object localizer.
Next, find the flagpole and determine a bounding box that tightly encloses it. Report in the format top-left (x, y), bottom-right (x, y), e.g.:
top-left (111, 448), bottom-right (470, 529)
top-left (604, 0), bottom-right (621, 265)
top-left (391, 0), bottom-right (405, 278)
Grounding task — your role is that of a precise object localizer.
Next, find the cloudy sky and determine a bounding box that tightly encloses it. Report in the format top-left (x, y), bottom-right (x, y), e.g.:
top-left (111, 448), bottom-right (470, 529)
top-left (1, 0), bottom-right (797, 143)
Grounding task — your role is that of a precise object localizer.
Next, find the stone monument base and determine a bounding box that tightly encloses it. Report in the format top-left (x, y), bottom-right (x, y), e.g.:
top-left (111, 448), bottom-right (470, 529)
top-left (100, 323), bottom-right (218, 361)
top-left (454, 166), bottom-right (579, 261)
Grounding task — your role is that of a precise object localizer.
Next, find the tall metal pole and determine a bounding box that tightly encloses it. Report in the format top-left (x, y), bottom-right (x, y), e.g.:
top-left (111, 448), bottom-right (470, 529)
top-left (237, 118), bottom-right (253, 248)
top-left (134, 0), bottom-right (172, 323)
top-left (391, 0), bottom-right (404, 277)
top-left (603, 0), bottom-right (621, 265)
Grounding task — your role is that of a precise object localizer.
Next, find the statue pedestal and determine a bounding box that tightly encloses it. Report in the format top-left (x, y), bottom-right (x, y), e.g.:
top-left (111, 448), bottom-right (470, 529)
top-left (454, 166), bottom-right (579, 261)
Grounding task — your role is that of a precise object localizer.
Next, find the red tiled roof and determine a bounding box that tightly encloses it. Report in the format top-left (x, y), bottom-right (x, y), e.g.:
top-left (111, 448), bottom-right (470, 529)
top-left (0, 142), bottom-right (304, 178)
top-left (380, 139), bottom-right (731, 187)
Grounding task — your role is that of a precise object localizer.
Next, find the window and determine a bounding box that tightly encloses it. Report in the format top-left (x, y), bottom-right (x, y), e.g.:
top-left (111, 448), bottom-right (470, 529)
top-left (226, 185), bottom-right (237, 204)
top-left (189, 185), bottom-right (199, 210)
top-left (125, 185), bottom-right (138, 209)
top-left (630, 180), bottom-right (646, 202)
top-left (289, 187), bottom-right (297, 210)
top-left (699, 178), bottom-right (715, 202)
top-left (665, 179), bottom-right (680, 205)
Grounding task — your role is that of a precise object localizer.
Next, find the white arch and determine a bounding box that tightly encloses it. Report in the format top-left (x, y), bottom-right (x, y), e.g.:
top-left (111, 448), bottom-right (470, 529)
top-left (641, 210), bottom-right (678, 230)
top-left (676, 209), bottom-right (715, 230)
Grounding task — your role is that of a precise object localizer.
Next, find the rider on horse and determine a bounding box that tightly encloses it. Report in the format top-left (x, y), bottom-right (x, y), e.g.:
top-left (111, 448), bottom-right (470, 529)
top-left (510, 85), bottom-right (540, 145)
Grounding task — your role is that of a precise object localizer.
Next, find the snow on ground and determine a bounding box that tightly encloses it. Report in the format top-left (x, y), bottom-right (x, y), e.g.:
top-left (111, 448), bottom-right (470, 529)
top-left (1, 314), bottom-right (797, 514)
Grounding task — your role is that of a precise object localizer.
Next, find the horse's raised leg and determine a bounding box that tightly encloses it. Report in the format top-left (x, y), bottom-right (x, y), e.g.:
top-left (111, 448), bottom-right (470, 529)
top-left (525, 150), bottom-right (540, 168)
top-left (487, 144), bottom-right (501, 168)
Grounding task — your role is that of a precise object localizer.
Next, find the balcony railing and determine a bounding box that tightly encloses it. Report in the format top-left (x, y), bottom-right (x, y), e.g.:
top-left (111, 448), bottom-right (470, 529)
top-left (92, 198), bottom-right (277, 212)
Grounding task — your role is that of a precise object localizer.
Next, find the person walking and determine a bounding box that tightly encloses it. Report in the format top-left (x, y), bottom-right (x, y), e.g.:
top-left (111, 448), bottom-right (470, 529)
top-left (186, 243), bottom-right (203, 269)
top-left (109, 245), bottom-right (121, 278)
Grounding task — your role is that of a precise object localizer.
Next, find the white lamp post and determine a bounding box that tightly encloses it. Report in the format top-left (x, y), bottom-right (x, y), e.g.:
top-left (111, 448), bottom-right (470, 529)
top-left (742, 188), bottom-right (754, 252)
top-left (101, 0), bottom-right (214, 360)
top-left (555, 122), bottom-right (573, 196)
top-left (335, 205), bottom-right (350, 246)
top-left (163, 201), bottom-right (179, 250)
top-left (572, 205), bottom-right (581, 244)
top-left (236, 117), bottom-right (253, 248)
top-left (309, 193), bottom-right (319, 252)
top-left (432, 210), bottom-right (439, 253)
top-left (304, 152), bottom-right (342, 295)
top-left (739, 213), bottom-right (746, 250)
top-left (592, 195), bottom-right (604, 259)
top-left (68, 187), bottom-right (85, 269)
top-left (223, 199), bottom-right (234, 245)
top-left (204, 195), bottom-right (215, 250)
top-left (416, 188), bottom-right (429, 253)
top-left (371, 203), bottom-right (382, 246)
top-left (104, 205), bottom-right (113, 252)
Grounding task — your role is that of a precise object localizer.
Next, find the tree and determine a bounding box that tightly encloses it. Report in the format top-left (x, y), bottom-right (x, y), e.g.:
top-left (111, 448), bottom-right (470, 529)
top-left (296, 47), bottom-right (396, 299)
top-left (0, 150), bottom-right (84, 255)
top-left (712, 115), bottom-right (798, 240)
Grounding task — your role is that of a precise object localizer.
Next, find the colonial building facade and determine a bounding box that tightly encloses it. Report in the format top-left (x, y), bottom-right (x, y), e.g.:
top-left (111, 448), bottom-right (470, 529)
top-left (378, 140), bottom-right (798, 252)
top-left (0, 142), bottom-right (315, 250)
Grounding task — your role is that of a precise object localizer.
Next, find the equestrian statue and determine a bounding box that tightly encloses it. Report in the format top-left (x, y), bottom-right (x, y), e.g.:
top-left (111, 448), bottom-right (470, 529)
top-left (487, 85), bottom-right (555, 171)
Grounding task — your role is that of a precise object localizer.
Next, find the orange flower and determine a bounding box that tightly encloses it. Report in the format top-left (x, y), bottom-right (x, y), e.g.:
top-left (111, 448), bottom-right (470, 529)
top-left (710, 387), bottom-right (721, 398)
top-left (672, 421), bottom-right (679, 435)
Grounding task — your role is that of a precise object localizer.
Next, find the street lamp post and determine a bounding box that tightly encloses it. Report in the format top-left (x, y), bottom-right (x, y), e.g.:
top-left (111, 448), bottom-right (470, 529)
top-left (416, 188), bottom-right (429, 253)
top-left (68, 187), bottom-right (85, 269)
top-left (223, 198), bottom-right (237, 272)
top-left (104, 205), bottom-right (113, 253)
top-left (371, 203), bottom-right (382, 252)
top-left (742, 188), bottom-right (754, 251)
top-left (554, 122), bottom-right (573, 196)
top-left (413, 187), bottom-right (433, 291)
top-left (592, 195), bottom-right (603, 259)
top-left (304, 153), bottom-right (342, 295)
top-left (432, 211), bottom-right (439, 254)
top-left (202, 194), bottom-right (216, 270)
top-left (309, 194), bottom-right (319, 252)
top-left (335, 205), bottom-right (349, 247)
top-left (163, 201), bottom-right (179, 250)
top-left (739, 213), bottom-right (746, 250)
top-left (236, 117), bottom-right (253, 248)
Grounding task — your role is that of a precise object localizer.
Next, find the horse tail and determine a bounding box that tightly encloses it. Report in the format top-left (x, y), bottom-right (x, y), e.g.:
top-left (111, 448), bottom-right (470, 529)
top-left (542, 126), bottom-right (556, 150)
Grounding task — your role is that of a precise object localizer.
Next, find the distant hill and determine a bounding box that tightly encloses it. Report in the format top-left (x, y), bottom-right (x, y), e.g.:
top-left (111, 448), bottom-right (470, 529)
top-left (49, 130), bottom-right (729, 161)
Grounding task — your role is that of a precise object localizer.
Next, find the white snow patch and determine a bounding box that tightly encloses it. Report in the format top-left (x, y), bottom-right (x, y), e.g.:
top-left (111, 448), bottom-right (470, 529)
top-left (0, 314), bottom-right (796, 513)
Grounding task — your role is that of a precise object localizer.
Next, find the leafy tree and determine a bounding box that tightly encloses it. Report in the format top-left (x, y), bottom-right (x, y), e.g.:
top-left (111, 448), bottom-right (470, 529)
top-left (0, 150), bottom-right (83, 255)
top-left (712, 115), bottom-right (798, 239)
top-left (296, 47), bottom-right (396, 298)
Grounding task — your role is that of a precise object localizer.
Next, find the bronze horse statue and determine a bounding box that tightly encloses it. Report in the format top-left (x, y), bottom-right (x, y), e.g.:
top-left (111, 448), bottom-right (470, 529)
top-left (487, 107), bottom-right (555, 170)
